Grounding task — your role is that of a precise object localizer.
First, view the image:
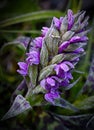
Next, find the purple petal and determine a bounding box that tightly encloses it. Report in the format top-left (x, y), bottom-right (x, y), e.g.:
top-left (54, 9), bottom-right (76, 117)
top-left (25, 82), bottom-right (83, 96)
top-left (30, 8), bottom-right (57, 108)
top-left (17, 70), bottom-right (27, 76)
top-left (60, 79), bottom-right (69, 87)
top-left (53, 17), bottom-right (61, 29)
top-left (63, 61), bottom-right (74, 69)
top-left (17, 62), bottom-right (27, 70)
top-left (26, 51), bottom-right (40, 65)
top-left (51, 76), bottom-right (63, 83)
top-left (17, 62), bottom-right (28, 76)
top-left (53, 17), bottom-right (63, 30)
top-left (68, 9), bottom-right (74, 30)
top-left (54, 65), bottom-right (60, 75)
top-left (34, 37), bottom-right (43, 48)
top-left (46, 77), bottom-right (55, 86)
top-left (80, 36), bottom-right (88, 42)
top-left (44, 91), bottom-right (60, 104)
top-left (70, 36), bottom-right (81, 43)
top-left (40, 79), bottom-right (46, 89)
top-left (73, 48), bottom-right (84, 53)
top-left (70, 36), bottom-right (88, 43)
top-left (67, 72), bottom-right (73, 80)
top-left (41, 27), bottom-right (49, 36)
top-left (59, 41), bottom-right (70, 53)
top-left (54, 64), bottom-right (66, 78)
top-left (60, 63), bottom-right (69, 72)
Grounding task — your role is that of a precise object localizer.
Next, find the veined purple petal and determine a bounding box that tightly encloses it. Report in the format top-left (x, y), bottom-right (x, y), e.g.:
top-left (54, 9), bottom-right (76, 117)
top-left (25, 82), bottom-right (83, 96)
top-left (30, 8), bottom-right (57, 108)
top-left (46, 77), bottom-right (55, 86)
top-left (73, 48), bottom-right (84, 53)
top-left (41, 27), bottom-right (49, 36)
top-left (40, 77), bottom-right (59, 91)
top-left (54, 65), bottom-right (60, 75)
top-left (17, 62), bottom-right (28, 76)
top-left (70, 36), bottom-right (88, 43)
top-left (59, 41), bottom-right (70, 53)
top-left (26, 51), bottom-right (40, 65)
top-left (53, 17), bottom-right (63, 30)
top-left (53, 17), bottom-right (60, 28)
top-left (60, 79), bottom-right (69, 87)
top-left (60, 63), bottom-right (69, 72)
top-left (71, 57), bottom-right (80, 65)
top-left (51, 76), bottom-right (63, 83)
top-left (17, 70), bottom-right (27, 76)
top-left (70, 36), bottom-right (81, 43)
top-left (44, 91), bottom-right (60, 104)
top-left (63, 61), bottom-right (74, 69)
top-left (54, 64), bottom-right (67, 78)
top-left (68, 9), bottom-right (74, 30)
top-left (17, 62), bottom-right (27, 70)
top-left (40, 79), bottom-right (46, 89)
top-left (80, 36), bottom-right (88, 42)
top-left (34, 37), bottom-right (43, 48)
top-left (67, 72), bottom-right (73, 80)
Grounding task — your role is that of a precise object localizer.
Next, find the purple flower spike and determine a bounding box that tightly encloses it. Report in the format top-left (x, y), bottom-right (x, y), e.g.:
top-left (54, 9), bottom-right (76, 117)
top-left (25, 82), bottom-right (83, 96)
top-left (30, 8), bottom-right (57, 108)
top-left (26, 51), bottom-right (40, 65)
top-left (15, 9), bottom-right (89, 106)
top-left (34, 37), bottom-right (43, 48)
top-left (44, 91), bottom-right (60, 104)
top-left (59, 41), bottom-right (70, 53)
top-left (17, 62), bottom-right (28, 76)
top-left (68, 9), bottom-right (74, 30)
top-left (41, 27), bottom-right (49, 36)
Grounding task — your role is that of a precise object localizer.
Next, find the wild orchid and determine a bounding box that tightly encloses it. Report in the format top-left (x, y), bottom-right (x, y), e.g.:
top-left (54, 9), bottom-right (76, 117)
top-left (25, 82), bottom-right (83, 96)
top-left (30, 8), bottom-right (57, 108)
top-left (2, 9), bottom-right (89, 120)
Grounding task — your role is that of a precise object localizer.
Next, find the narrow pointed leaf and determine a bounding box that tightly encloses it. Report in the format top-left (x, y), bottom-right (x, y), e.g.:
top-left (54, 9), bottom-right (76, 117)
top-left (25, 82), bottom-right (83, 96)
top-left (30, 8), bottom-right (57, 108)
top-left (65, 77), bottom-right (81, 90)
top-left (11, 80), bottom-right (27, 103)
top-left (39, 64), bottom-right (56, 81)
top-left (40, 41), bottom-right (49, 68)
top-left (2, 95), bottom-right (32, 120)
top-left (29, 65), bottom-right (38, 88)
top-left (74, 96), bottom-right (94, 110)
top-left (51, 54), bottom-right (65, 64)
top-left (82, 57), bottom-right (94, 94)
top-left (0, 11), bottom-right (63, 28)
top-left (50, 112), bottom-right (93, 129)
top-left (53, 97), bottom-right (79, 112)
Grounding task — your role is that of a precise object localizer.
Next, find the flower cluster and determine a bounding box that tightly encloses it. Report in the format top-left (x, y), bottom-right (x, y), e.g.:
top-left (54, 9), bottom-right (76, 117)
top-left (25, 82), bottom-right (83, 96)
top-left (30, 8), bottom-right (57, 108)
top-left (17, 9), bottom-right (89, 104)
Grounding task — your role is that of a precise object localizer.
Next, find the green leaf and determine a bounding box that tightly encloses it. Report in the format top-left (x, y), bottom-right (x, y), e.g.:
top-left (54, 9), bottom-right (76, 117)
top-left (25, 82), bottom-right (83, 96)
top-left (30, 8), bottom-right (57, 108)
top-left (51, 54), bottom-right (65, 64)
top-left (29, 65), bottom-right (38, 88)
top-left (62, 31), bottom-right (75, 42)
top-left (32, 85), bottom-right (45, 94)
top-left (0, 30), bottom-right (41, 34)
top-left (2, 95), bottom-right (32, 120)
top-left (53, 97), bottom-right (79, 112)
top-left (11, 80), bottom-right (27, 103)
top-left (0, 10), bottom-right (63, 28)
top-left (40, 41), bottom-right (49, 68)
top-left (74, 96), bottom-right (94, 110)
top-left (1, 36), bottom-right (31, 52)
top-left (44, 25), bottom-right (60, 56)
top-left (39, 64), bottom-right (56, 81)
top-left (50, 112), bottom-right (93, 129)
top-left (64, 77), bottom-right (81, 90)
top-left (81, 57), bottom-right (94, 95)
